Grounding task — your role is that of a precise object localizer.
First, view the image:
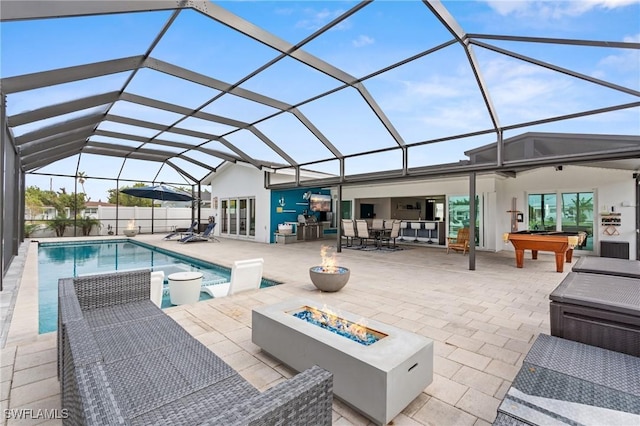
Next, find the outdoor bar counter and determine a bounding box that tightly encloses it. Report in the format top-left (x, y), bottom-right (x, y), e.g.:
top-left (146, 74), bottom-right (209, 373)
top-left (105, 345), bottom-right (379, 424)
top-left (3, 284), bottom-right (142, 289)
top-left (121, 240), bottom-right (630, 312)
top-left (398, 220), bottom-right (445, 245)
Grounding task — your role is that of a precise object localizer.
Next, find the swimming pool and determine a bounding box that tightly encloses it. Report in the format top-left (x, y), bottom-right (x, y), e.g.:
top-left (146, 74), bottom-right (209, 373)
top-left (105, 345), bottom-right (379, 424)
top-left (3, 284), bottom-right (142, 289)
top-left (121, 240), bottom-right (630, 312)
top-left (38, 239), bottom-right (280, 334)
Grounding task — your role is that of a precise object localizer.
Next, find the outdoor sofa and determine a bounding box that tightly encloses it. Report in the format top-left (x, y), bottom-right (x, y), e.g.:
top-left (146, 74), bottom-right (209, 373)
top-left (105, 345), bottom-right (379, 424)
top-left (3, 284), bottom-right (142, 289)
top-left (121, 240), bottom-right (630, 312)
top-left (58, 269), bottom-right (333, 425)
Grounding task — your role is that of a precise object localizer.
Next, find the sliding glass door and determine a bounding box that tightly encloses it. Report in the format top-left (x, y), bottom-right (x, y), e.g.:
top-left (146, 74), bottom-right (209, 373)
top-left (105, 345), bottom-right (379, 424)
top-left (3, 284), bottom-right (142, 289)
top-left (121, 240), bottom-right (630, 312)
top-left (447, 195), bottom-right (482, 246)
top-left (561, 192), bottom-right (594, 251)
top-left (528, 193), bottom-right (556, 231)
top-left (527, 191), bottom-right (594, 251)
top-left (220, 197), bottom-right (256, 238)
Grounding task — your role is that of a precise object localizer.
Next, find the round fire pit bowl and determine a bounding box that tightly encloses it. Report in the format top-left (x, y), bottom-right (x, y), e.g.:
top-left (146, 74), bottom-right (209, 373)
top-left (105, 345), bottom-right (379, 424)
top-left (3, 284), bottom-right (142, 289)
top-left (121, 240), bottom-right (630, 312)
top-left (309, 266), bottom-right (350, 292)
top-left (123, 229), bottom-right (138, 237)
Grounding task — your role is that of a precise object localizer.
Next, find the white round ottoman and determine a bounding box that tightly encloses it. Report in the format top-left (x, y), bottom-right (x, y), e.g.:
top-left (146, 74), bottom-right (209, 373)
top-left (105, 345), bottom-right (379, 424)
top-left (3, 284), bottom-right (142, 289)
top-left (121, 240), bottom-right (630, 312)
top-left (168, 271), bottom-right (203, 305)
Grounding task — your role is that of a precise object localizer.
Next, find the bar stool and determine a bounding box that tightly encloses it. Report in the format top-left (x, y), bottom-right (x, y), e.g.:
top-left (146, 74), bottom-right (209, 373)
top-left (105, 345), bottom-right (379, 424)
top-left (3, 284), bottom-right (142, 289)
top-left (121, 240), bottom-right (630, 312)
top-left (424, 222), bottom-right (436, 244)
top-left (410, 222), bottom-right (421, 242)
top-left (399, 221), bottom-right (408, 241)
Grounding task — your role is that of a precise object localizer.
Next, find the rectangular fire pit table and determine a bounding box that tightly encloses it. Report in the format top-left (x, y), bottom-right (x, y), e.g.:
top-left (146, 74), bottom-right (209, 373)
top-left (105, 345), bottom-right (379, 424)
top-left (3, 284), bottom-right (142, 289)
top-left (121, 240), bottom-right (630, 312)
top-left (252, 298), bottom-right (434, 426)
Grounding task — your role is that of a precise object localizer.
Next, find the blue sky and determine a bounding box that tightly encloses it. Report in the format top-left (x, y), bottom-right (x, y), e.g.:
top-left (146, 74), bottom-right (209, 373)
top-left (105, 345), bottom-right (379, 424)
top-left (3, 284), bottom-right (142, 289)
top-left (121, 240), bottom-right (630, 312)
top-left (2, 0), bottom-right (639, 201)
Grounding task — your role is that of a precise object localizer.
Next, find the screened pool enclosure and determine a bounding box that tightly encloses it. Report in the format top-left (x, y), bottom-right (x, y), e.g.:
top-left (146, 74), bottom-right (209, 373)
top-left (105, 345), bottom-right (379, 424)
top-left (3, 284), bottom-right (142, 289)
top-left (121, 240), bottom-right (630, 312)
top-left (2, 1), bottom-right (639, 280)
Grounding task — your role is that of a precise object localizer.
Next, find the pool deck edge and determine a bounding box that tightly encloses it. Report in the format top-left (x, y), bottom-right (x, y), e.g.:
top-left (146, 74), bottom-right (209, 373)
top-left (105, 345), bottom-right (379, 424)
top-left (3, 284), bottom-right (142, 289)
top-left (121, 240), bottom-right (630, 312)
top-left (5, 241), bottom-right (40, 347)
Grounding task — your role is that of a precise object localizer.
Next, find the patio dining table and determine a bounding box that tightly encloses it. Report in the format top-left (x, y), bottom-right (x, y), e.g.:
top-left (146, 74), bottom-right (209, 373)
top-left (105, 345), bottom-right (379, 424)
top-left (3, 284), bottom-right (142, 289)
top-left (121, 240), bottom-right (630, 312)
top-left (368, 227), bottom-right (389, 248)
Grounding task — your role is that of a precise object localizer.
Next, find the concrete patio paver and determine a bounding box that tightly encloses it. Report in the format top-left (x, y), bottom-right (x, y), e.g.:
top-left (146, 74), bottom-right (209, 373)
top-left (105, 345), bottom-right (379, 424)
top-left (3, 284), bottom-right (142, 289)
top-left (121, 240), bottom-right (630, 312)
top-left (1, 235), bottom-right (574, 425)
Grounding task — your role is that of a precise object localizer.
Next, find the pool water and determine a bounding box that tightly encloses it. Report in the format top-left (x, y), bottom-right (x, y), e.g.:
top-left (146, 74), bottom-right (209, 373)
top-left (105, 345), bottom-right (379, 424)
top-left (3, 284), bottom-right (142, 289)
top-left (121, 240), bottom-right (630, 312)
top-left (38, 239), bottom-right (280, 334)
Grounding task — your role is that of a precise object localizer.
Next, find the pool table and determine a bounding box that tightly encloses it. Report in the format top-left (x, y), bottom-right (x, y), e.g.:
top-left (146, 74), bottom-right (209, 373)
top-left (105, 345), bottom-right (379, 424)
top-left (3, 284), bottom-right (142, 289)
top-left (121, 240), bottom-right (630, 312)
top-left (507, 231), bottom-right (587, 273)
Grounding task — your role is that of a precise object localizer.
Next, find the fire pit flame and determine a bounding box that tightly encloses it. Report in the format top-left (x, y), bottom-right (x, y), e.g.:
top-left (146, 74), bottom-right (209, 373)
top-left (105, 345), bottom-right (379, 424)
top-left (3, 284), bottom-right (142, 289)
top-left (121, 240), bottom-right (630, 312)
top-left (127, 219), bottom-right (136, 230)
top-left (297, 305), bottom-right (383, 345)
top-left (320, 245), bottom-right (338, 273)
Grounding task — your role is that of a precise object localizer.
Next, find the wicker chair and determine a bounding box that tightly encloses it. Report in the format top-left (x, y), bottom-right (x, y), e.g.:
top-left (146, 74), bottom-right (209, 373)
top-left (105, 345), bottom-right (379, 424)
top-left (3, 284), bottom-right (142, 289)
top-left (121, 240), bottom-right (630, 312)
top-left (447, 227), bottom-right (470, 255)
top-left (58, 270), bottom-right (333, 425)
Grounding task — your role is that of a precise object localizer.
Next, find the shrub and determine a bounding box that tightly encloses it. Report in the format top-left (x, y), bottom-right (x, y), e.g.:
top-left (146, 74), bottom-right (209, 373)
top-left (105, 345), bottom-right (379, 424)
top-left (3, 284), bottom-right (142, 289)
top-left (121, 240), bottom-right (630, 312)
top-left (47, 214), bottom-right (72, 237)
top-left (79, 216), bottom-right (101, 236)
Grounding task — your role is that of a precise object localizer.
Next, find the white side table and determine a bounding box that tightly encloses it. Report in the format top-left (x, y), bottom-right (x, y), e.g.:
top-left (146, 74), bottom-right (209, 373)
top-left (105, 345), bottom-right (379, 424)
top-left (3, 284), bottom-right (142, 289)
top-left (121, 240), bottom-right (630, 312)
top-left (168, 271), bottom-right (203, 305)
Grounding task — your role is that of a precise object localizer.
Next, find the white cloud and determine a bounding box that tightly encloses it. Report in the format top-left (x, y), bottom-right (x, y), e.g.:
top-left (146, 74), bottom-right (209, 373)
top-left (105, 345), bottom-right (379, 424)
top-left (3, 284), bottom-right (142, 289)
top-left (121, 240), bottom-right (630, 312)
top-left (595, 33), bottom-right (640, 80)
top-left (352, 35), bottom-right (374, 48)
top-left (483, 0), bottom-right (639, 19)
top-left (295, 8), bottom-right (351, 31)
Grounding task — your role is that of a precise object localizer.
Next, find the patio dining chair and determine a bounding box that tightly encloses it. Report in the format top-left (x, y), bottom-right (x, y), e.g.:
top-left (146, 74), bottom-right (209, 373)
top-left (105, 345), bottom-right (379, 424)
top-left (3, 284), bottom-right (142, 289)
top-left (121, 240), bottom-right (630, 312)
top-left (381, 220), bottom-right (401, 248)
top-left (447, 227), bottom-right (470, 255)
top-left (355, 219), bottom-right (374, 247)
top-left (372, 218), bottom-right (385, 229)
top-left (341, 219), bottom-right (357, 247)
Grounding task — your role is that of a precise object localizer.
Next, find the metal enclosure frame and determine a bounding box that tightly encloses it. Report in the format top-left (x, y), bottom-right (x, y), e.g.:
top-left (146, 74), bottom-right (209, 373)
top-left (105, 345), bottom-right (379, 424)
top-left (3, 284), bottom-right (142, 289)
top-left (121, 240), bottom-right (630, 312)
top-left (1, 0), bottom-right (639, 277)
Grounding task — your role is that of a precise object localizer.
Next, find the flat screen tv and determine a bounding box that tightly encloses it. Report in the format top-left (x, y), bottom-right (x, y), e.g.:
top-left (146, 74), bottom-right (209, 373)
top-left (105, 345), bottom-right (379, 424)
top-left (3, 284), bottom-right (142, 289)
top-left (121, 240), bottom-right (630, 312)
top-left (309, 194), bottom-right (331, 212)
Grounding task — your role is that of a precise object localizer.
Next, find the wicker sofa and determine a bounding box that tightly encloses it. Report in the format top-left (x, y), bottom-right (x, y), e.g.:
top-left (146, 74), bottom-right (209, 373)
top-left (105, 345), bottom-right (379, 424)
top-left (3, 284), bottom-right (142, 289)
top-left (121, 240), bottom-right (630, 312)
top-left (57, 269), bottom-right (333, 425)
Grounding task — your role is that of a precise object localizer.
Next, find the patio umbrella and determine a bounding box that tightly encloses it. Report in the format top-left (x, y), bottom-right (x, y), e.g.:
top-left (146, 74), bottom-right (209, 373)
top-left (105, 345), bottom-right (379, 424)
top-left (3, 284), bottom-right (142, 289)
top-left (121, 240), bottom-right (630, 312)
top-left (120, 184), bottom-right (194, 202)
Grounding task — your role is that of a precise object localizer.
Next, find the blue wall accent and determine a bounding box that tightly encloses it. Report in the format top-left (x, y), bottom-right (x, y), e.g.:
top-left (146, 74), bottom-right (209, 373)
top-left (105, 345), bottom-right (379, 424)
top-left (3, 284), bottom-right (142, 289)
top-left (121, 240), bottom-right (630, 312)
top-left (270, 188), bottom-right (330, 243)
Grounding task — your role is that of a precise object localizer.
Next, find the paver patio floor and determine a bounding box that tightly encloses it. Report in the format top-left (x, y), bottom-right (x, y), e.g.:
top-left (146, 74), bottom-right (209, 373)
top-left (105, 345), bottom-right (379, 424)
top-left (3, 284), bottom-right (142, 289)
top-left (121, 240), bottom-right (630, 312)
top-left (1, 235), bottom-right (572, 425)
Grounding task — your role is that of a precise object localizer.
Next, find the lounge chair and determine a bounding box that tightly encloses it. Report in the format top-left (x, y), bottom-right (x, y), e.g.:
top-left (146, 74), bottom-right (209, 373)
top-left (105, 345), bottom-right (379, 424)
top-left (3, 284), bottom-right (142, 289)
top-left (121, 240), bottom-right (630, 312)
top-left (163, 220), bottom-right (198, 240)
top-left (202, 258), bottom-right (264, 298)
top-left (149, 270), bottom-right (165, 308)
top-left (179, 221), bottom-right (218, 243)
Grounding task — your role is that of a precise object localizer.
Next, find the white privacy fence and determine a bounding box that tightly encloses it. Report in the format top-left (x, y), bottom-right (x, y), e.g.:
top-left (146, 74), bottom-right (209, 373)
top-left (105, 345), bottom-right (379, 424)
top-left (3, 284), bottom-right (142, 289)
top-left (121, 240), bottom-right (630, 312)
top-left (28, 207), bottom-right (212, 238)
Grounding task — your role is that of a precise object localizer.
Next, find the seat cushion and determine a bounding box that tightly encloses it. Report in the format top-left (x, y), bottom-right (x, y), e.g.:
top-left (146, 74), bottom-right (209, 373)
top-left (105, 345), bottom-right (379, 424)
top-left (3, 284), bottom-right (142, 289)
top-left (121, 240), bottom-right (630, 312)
top-left (572, 257), bottom-right (640, 279)
top-left (550, 272), bottom-right (640, 316)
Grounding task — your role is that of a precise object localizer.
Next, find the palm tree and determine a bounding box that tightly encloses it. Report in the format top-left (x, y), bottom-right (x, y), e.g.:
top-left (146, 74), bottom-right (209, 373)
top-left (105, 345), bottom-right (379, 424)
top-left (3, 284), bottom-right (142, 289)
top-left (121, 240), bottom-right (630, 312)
top-left (77, 172), bottom-right (88, 199)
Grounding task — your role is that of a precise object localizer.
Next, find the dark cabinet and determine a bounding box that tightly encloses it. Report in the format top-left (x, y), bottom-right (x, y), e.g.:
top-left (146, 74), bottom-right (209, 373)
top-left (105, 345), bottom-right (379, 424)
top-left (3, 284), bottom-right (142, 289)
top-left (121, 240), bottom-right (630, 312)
top-left (600, 241), bottom-right (629, 259)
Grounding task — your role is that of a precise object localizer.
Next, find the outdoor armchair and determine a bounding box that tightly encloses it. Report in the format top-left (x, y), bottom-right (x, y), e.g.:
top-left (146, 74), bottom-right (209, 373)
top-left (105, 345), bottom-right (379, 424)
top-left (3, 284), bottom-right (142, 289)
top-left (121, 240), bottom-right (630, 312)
top-left (447, 227), bottom-right (470, 255)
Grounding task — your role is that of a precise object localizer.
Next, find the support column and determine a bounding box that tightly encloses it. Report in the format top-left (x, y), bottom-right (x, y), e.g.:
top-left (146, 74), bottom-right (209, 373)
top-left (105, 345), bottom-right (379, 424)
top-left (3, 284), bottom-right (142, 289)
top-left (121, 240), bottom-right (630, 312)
top-left (469, 172), bottom-right (476, 271)
top-left (336, 184), bottom-right (343, 253)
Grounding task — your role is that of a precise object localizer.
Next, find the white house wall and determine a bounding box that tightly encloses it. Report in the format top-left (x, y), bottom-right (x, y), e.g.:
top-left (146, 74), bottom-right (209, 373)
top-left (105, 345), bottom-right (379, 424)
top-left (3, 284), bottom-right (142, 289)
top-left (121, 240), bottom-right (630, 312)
top-left (209, 164), bottom-right (271, 243)
top-left (206, 164), bottom-right (636, 258)
top-left (341, 166), bottom-right (636, 257)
